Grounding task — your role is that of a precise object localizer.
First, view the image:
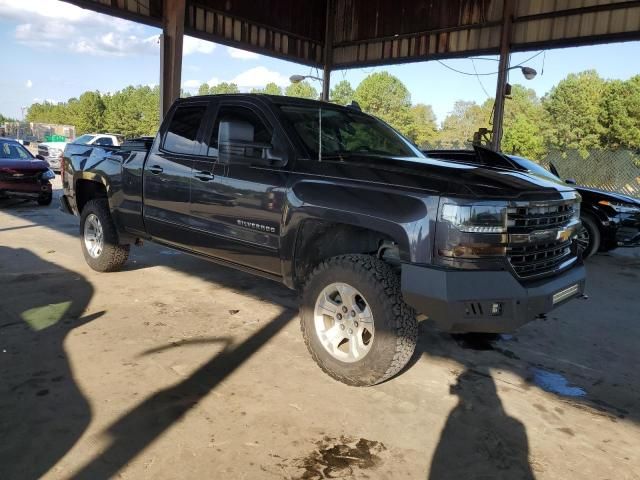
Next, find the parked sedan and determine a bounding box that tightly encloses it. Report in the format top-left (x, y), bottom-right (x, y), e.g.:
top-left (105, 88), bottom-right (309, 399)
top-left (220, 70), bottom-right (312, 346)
top-left (546, 162), bottom-right (640, 257)
top-left (0, 137), bottom-right (54, 206)
top-left (423, 148), bottom-right (640, 258)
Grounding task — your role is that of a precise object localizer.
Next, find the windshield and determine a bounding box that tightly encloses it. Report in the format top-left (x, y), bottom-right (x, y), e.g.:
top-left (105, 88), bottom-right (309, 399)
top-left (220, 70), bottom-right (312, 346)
top-left (0, 141), bottom-right (32, 159)
top-left (72, 134), bottom-right (96, 144)
top-left (280, 105), bottom-right (423, 160)
top-left (511, 156), bottom-right (560, 181)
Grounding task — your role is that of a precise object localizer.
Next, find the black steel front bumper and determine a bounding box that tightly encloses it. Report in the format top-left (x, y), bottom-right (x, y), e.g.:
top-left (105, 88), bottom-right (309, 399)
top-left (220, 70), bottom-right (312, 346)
top-left (401, 263), bottom-right (586, 333)
top-left (616, 212), bottom-right (640, 247)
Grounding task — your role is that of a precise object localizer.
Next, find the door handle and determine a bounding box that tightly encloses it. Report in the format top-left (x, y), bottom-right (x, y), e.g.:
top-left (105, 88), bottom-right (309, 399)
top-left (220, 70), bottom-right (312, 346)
top-left (194, 170), bottom-right (214, 181)
top-left (149, 165), bottom-right (163, 174)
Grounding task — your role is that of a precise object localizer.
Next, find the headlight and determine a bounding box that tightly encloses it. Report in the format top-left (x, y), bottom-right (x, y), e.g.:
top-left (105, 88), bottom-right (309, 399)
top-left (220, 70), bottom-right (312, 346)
top-left (441, 203), bottom-right (507, 233)
top-left (598, 200), bottom-right (640, 214)
top-left (42, 169), bottom-right (56, 180)
top-left (437, 201), bottom-right (508, 260)
top-left (49, 148), bottom-right (62, 157)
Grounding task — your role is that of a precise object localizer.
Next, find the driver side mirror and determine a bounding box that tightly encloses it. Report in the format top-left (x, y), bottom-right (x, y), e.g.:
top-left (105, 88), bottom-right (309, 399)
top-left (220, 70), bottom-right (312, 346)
top-left (218, 119), bottom-right (286, 167)
top-left (565, 178), bottom-right (577, 185)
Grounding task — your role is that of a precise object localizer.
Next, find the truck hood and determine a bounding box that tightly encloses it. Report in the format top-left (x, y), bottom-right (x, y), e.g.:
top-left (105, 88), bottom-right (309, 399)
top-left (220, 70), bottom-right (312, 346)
top-left (299, 154), bottom-right (575, 199)
top-left (0, 158), bottom-right (50, 172)
top-left (575, 185), bottom-right (640, 206)
top-left (39, 142), bottom-right (67, 149)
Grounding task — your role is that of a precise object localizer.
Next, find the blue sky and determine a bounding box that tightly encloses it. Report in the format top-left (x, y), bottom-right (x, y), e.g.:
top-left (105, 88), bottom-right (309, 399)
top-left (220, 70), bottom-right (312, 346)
top-left (1, 0), bottom-right (639, 124)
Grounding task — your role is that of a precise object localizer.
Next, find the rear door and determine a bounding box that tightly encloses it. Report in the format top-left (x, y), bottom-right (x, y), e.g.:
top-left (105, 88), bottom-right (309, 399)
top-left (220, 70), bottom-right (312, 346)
top-left (188, 100), bottom-right (289, 275)
top-left (143, 101), bottom-right (209, 246)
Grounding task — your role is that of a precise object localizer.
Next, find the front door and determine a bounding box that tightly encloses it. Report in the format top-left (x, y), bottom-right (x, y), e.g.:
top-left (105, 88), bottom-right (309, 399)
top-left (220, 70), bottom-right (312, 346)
top-left (188, 102), bottom-right (288, 275)
top-left (143, 102), bottom-right (209, 246)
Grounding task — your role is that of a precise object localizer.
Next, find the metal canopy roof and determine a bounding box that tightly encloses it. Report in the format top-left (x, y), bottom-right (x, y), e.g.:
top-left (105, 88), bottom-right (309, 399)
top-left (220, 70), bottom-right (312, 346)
top-left (66, 0), bottom-right (640, 68)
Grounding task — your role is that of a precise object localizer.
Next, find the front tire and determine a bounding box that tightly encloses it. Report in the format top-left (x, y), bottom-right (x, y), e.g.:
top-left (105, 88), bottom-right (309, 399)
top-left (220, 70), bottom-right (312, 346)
top-left (577, 214), bottom-right (600, 259)
top-left (37, 192), bottom-right (52, 206)
top-left (300, 254), bottom-right (418, 386)
top-left (80, 199), bottom-right (129, 272)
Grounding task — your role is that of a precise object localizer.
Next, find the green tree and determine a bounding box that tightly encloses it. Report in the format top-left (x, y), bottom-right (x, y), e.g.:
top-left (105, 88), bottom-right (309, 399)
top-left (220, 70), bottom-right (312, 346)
top-left (285, 81), bottom-right (318, 99)
top-left (438, 100), bottom-right (493, 148)
top-left (353, 72), bottom-right (413, 137)
top-left (26, 101), bottom-right (72, 125)
top-left (210, 82), bottom-right (240, 94)
top-left (543, 70), bottom-right (606, 153)
top-left (599, 76), bottom-right (640, 149)
top-left (0, 113), bottom-right (17, 123)
top-left (103, 85), bottom-right (159, 137)
top-left (251, 82), bottom-right (283, 95)
top-left (501, 85), bottom-right (546, 158)
top-left (330, 80), bottom-right (354, 105)
top-left (197, 83), bottom-right (210, 96)
top-left (406, 103), bottom-right (437, 147)
top-left (69, 91), bottom-right (105, 134)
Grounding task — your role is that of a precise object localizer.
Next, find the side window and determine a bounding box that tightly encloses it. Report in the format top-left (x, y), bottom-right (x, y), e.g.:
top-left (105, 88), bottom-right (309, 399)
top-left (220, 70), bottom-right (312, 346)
top-left (95, 137), bottom-right (113, 146)
top-left (207, 106), bottom-right (271, 157)
top-left (164, 104), bottom-right (207, 154)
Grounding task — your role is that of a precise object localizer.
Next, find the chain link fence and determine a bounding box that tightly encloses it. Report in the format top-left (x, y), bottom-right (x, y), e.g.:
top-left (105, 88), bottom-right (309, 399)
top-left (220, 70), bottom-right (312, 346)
top-left (540, 150), bottom-right (640, 199)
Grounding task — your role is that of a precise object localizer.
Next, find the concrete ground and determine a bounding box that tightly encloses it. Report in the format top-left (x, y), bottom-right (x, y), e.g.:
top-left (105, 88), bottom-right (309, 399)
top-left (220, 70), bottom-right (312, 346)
top-left (1, 178), bottom-right (639, 480)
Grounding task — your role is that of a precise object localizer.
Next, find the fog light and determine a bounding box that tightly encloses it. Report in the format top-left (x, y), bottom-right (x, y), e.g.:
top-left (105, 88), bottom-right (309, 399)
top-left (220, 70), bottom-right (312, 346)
top-left (490, 302), bottom-right (503, 316)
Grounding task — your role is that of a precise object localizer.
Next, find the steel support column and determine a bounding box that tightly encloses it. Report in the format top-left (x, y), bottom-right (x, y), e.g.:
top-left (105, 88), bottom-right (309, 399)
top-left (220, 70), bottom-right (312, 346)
top-left (321, 0), bottom-right (334, 101)
top-left (160, 0), bottom-right (185, 118)
top-left (491, 0), bottom-right (514, 152)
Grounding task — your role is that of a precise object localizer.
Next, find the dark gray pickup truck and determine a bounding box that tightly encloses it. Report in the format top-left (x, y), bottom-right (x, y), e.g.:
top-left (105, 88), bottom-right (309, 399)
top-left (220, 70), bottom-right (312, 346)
top-left (61, 94), bottom-right (585, 385)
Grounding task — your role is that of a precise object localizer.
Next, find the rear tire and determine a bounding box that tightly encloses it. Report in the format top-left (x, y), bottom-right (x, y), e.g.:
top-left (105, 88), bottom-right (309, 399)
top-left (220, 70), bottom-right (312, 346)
top-left (577, 214), bottom-right (600, 259)
top-left (300, 254), bottom-right (418, 386)
top-left (80, 199), bottom-right (129, 272)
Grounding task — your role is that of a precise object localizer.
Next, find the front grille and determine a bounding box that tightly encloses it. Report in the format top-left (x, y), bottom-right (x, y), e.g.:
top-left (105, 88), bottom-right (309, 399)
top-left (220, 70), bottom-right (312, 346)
top-left (0, 170), bottom-right (41, 182)
top-left (38, 146), bottom-right (49, 156)
top-left (507, 203), bottom-right (574, 231)
top-left (508, 240), bottom-right (573, 278)
top-left (507, 200), bottom-right (577, 279)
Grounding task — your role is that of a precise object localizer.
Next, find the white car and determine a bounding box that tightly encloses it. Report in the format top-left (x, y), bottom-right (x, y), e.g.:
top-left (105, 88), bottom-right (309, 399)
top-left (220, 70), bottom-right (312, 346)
top-left (71, 133), bottom-right (124, 147)
top-left (37, 141), bottom-right (67, 171)
top-left (38, 134), bottom-right (124, 172)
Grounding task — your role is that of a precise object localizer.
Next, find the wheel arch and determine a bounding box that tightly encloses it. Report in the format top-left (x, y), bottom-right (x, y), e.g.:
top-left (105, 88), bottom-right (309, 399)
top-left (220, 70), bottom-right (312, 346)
top-left (287, 217), bottom-right (406, 290)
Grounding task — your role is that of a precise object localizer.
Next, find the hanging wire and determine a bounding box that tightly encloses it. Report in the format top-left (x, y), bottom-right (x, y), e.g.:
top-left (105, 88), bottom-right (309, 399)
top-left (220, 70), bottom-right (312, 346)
top-left (471, 58), bottom-right (491, 98)
top-left (436, 50), bottom-right (546, 76)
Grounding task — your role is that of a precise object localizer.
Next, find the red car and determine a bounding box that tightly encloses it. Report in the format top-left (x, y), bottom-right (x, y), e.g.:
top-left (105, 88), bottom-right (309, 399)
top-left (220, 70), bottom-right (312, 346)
top-left (0, 137), bottom-right (54, 206)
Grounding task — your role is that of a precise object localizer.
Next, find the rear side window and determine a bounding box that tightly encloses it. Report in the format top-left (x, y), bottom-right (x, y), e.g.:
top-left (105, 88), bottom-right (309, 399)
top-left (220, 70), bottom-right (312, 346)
top-left (95, 137), bottom-right (113, 146)
top-left (164, 104), bottom-right (207, 154)
top-left (207, 106), bottom-right (271, 157)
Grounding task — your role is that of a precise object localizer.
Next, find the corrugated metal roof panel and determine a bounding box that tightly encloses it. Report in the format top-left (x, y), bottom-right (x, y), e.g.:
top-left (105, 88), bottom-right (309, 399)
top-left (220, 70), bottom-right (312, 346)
top-left (185, 2), bottom-right (324, 66)
top-left (63, 0), bottom-right (640, 68)
top-left (512, 0), bottom-right (640, 51)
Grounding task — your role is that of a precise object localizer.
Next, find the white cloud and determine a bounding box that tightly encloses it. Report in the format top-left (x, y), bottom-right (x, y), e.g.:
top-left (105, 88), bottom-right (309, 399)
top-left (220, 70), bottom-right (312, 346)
top-left (25, 79), bottom-right (32, 88)
top-left (3, 0), bottom-right (159, 56)
top-left (231, 67), bottom-right (288, 88)
top-left (182, 79), bottom-right (202, 89)
top-left (207, 77), bottom-right (221, 86)
top-left (183, 36), bottom-right (215, 55)
top-left (0, 0), bottom-right (132, 31)
top-left (227, 47), bottom-right (258, 60)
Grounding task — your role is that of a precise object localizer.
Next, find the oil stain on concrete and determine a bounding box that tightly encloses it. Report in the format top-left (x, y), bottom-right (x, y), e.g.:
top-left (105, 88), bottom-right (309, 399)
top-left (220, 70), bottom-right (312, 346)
top-left (293, 436), bottom-right (387, 479)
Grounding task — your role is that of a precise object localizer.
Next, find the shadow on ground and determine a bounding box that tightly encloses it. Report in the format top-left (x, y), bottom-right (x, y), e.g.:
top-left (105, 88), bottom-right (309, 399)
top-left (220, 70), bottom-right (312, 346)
top-left (428, 367), bottom-right (535, 480)
top-left (2, 192), bottom-right (640, 479)
top-left (0, 246), bottom-right (102, 480)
